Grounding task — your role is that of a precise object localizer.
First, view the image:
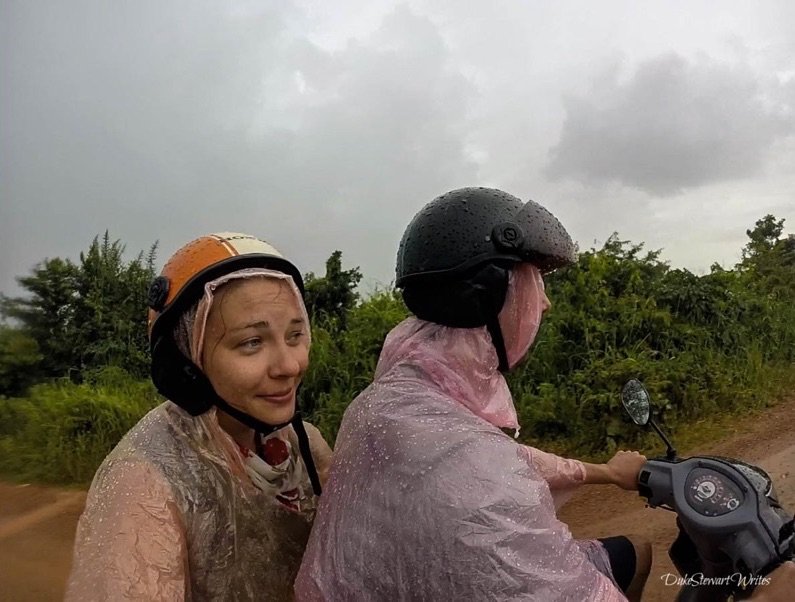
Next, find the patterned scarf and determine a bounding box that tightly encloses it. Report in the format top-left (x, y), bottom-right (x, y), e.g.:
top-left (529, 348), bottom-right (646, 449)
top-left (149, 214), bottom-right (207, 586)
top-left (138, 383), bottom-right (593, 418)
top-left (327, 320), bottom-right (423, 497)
top-left (238, 432), bottom-right (316, 515)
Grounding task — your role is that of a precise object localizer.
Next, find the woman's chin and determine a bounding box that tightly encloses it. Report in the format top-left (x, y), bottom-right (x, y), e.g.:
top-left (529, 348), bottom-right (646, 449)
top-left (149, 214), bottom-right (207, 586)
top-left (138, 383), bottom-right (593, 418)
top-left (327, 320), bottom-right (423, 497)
top-left (251, 399), bottom-right (297, 426)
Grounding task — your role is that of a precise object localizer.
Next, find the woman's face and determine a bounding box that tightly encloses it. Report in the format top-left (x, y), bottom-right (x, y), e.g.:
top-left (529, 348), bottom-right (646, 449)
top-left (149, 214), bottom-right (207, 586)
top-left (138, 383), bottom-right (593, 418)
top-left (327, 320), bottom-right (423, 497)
top-left (201, 277), bottom-right (309, 426)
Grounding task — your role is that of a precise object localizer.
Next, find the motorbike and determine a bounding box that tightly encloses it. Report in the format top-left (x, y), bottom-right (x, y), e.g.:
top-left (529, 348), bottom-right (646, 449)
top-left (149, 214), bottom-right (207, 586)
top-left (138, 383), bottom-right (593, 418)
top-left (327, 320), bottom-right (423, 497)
top-left (620, 379), bottom-right (794, 601)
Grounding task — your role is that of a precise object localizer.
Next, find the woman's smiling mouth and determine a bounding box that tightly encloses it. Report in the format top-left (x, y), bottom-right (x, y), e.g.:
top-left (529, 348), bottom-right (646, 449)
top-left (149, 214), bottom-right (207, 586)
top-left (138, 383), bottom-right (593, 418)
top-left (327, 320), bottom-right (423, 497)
top-left (257, 389), bottom-right (294, 403)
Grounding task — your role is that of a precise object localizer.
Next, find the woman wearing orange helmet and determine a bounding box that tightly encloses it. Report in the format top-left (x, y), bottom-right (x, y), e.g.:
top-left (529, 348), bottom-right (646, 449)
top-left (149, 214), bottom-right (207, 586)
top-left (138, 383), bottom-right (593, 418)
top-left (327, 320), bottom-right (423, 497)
top-left (67, 232), bottom-right (332, 601)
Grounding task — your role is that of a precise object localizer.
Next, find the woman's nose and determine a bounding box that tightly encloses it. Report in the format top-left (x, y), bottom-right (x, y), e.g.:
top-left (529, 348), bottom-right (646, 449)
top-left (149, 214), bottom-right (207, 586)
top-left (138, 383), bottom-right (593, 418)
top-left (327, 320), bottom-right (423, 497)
top-left (268, 345), bottom-right (303, 379)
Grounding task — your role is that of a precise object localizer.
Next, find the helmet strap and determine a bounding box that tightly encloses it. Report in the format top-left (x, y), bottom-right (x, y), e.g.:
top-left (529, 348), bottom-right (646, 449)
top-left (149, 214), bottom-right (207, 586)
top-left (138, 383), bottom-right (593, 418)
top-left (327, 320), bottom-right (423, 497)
top-left (291, 414), bottom-right (323, 496)
top-left (485, 313), bottom-right (509, 372)
top-left (211, 393), bottom-right (323, 496)
top-left (480, 287), bottom-right (509, 372)
top-left (212, 395), bottom-right (290, 436)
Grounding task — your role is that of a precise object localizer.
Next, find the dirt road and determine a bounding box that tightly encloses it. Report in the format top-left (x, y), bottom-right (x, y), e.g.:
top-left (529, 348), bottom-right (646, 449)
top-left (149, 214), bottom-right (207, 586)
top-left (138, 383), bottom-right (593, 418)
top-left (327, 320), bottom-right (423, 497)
top-left (1, 397), bottom-right (794, 601)
top-left (0, 482), bottom-right (86, 601)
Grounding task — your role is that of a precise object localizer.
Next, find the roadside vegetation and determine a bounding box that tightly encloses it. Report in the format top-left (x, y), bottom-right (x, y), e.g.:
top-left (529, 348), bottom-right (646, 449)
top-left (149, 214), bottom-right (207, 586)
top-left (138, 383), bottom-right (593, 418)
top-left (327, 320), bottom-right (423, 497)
top-left (1, 217), bottom-right (793, 484)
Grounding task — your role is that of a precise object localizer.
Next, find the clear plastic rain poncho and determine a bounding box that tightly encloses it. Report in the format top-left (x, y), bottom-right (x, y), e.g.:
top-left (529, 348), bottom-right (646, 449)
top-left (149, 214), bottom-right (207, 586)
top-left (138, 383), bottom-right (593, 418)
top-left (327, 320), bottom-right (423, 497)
top-left (296, 264), bottom-right (626, 601)
top-left (67, 269), bottom-right (331, 601)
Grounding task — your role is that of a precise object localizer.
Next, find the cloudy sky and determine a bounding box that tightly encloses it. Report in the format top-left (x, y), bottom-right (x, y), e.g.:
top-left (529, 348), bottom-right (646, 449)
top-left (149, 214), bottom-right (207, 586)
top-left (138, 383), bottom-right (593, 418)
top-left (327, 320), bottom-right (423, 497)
top-left (2, 0), bottom-right (794, 298)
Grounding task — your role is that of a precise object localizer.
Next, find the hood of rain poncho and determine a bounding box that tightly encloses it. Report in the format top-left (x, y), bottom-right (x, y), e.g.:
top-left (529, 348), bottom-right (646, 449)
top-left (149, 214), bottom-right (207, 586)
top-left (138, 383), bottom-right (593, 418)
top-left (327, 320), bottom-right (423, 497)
top-left (374, 263), bottom-right (546, 432)
top-left (67, 268), bottom-right (329, 601)
top-left (187, 267), bottom-right (312, 370)
top-left (295, 262), bottom-right (624, 601)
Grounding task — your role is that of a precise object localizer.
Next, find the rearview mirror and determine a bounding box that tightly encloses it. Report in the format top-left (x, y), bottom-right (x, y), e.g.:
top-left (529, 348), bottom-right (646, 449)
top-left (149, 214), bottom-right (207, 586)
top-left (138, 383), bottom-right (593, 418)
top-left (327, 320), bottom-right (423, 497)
top-left (621, 379), bottom-right (651, 426)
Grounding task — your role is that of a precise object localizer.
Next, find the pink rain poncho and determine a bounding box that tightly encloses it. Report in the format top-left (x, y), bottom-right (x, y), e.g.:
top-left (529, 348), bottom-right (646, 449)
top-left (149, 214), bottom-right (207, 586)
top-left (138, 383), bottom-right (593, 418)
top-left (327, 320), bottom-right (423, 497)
top-left (67, 269), bottom-right (331, 601)
top-left (296, 264), bottom-right (625, 601)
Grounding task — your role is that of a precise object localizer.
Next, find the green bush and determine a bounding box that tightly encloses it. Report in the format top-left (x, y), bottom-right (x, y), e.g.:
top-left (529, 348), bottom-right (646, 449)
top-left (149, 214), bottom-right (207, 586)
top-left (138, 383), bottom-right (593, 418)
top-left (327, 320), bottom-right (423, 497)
top-left (0, 366), bottom-right (161, 484)
top-left (506, 231), bottom-right (795, 457)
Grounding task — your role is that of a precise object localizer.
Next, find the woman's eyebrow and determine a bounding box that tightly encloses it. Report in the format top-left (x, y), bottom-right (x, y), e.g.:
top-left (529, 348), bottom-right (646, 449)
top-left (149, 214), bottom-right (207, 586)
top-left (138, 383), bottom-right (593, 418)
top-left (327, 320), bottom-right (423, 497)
top-left (231, 320), bottom-right (270, 332)
top-left (230, 317), bottom-right (304, 332)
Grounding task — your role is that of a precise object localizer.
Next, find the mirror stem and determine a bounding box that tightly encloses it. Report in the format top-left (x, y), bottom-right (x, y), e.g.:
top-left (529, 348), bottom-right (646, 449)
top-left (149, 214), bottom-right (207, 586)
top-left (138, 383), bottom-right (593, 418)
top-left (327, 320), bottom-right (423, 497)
top-left (649, 418), bottom-right (678, 460)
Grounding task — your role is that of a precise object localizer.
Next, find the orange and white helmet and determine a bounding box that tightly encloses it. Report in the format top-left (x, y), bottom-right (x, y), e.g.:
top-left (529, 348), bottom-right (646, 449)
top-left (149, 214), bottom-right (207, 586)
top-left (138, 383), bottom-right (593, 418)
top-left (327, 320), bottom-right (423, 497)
top-left (147, 232), bottom-right (304, 341)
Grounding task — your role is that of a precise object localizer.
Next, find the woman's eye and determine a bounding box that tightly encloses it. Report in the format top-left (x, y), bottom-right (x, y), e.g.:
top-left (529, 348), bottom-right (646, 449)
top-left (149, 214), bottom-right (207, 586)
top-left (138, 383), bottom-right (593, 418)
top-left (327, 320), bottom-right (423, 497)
top-left (288, 331), bottom-right (305, 343)
top-left (239, 338), bottom-right (262, 350)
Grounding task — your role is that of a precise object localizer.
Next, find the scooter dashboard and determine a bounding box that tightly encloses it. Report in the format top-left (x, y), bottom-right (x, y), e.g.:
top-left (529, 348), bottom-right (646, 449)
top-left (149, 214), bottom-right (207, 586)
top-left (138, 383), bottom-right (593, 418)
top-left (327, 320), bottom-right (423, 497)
top-left (694, 456), bottom-right (773, 496)
top-left (684, 467), bottom-right (745, 517)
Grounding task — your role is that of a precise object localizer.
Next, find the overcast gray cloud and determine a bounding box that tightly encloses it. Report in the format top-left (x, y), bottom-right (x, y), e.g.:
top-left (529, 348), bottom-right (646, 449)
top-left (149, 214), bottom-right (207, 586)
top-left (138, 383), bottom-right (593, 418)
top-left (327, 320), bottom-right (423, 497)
top-left (2, 1), bottom-right (794, 298)
top-left (1, 1), bottom-right (477, 293)
top-left (547, 53), bottom-right (794, 196)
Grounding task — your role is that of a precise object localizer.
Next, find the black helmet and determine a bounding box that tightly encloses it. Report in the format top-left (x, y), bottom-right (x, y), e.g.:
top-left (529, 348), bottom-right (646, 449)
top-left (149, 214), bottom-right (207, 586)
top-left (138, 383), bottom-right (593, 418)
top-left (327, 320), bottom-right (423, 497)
top-left (396, 187), bottom-right (576, 370)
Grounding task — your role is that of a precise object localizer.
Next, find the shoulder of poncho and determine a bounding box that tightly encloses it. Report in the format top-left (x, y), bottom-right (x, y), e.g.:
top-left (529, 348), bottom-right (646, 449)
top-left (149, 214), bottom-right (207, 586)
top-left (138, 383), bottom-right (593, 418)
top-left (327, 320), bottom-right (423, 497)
top-left (92, 403), bottom-right (231, 516)
top-left (355, 375), bottom-right (505, 430)
top-left (99, 402), bottom-right (208, 482)
top-left (346, 382), bottom-right (530, 470)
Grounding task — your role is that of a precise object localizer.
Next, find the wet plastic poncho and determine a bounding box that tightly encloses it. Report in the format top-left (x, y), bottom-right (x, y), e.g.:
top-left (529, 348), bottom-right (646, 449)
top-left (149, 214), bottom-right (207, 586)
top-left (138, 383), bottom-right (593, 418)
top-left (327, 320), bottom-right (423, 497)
top-left (67, 269), bottom-right (331, 601)
top-left (296, 264), bottom-right (625, 601)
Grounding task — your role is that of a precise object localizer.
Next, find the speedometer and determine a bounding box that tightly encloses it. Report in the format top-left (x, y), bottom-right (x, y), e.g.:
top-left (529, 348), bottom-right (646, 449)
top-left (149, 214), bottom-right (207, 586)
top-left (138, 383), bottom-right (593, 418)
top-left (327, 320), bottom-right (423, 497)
top-left (685, 468), bottom-right (745, 517)
top-left (692, 474), bottom-right (721, 501)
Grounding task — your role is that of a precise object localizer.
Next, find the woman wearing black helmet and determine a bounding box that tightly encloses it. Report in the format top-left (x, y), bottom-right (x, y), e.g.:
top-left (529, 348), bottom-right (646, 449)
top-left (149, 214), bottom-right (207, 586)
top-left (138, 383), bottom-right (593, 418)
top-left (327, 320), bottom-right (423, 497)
top-left (295, 189), bottom-right (795, 601)
top-left (67, 232), bottom-right (332, 601)
top-left (297, 188), bottom-right (647, 601)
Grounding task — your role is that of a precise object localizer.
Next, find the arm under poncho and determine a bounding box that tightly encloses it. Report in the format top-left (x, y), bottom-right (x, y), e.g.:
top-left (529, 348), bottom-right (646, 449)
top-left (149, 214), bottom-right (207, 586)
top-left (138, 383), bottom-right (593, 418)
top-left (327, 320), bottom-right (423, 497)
top-left (66, 460), bottom-right (187, 601)
top-left (524, 445), bottom-right (587, 510)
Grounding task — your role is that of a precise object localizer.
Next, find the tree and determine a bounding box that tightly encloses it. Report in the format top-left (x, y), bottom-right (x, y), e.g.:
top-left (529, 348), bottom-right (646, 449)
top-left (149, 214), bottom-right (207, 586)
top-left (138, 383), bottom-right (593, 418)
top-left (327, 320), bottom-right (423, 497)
top-left (0, 257), bottom-right (80, 376)
top-left (738, 215), bottom-right (795, 298)
top-left (0, 325), bottom-right (42, 396)
top-left (742, 214), bottom-right (785, 261)
top-left (303, 250), bottom-right (363, 329)
top-left (71, 233), bottom-right (157, 376)
top-left (1, 232), bottom-right (158, 381)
